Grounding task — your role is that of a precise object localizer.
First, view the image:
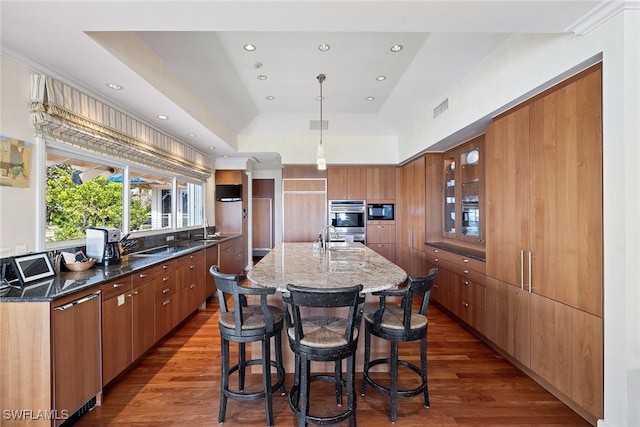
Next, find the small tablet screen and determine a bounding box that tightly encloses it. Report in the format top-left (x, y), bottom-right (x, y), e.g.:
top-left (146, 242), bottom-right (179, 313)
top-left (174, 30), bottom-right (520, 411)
top-left (11, 253), bottom-right (56, 285)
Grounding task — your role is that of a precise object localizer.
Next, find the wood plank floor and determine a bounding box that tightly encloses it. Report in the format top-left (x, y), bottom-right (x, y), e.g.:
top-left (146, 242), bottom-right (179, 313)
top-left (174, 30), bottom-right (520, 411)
top-left (75, 296), bottom-right (591, 427)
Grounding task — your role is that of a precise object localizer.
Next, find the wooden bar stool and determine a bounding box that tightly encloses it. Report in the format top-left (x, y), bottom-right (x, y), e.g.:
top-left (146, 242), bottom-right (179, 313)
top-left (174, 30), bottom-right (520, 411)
top-left (360, 269), bottom-right (438, 423)
top-left (210, 265), bottom-right (286, 427)
top-left (282, 284), bottom-right (365, 427)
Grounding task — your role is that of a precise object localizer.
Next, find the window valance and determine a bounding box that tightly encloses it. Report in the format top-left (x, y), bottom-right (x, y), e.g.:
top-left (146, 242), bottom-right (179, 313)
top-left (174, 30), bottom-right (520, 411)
top-left (30, 74), bottom-right (214, 181)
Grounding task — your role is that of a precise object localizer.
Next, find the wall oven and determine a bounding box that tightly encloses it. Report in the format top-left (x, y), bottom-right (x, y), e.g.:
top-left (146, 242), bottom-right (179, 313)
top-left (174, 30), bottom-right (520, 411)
top-left (328, 200), bottom-right (366, 243)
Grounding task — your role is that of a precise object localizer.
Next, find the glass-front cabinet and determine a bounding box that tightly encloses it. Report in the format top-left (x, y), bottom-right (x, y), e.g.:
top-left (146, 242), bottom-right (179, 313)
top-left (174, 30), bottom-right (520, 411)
top-left (442, 136), bottom-right (485, 244)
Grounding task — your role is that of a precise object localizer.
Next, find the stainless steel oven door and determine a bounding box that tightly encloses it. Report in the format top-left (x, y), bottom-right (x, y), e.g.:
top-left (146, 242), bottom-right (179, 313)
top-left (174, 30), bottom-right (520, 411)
top-left (328, 200), bottom-right (366, 237)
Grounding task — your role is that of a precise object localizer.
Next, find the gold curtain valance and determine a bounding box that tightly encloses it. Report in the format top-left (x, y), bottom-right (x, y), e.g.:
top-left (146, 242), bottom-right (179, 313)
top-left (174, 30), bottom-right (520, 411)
top-left (30, 74), bottom-right (214, 181)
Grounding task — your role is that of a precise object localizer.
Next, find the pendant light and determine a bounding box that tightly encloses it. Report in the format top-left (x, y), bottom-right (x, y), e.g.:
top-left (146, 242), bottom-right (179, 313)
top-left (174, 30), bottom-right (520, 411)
top-left (316, 73), bottom-right (327, 170)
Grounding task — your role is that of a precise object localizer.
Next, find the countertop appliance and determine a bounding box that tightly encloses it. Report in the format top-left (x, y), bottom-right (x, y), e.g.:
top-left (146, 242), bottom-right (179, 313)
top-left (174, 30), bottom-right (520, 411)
top-left (86, 227), bottom-right (122, 266)
top-left (328, 200), bottom-right (366, 243)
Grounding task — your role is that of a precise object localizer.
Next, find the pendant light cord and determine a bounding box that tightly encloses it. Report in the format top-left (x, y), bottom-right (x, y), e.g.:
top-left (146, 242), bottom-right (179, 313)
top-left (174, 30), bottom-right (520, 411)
top-left (318, 74), bottom-right (325, 146)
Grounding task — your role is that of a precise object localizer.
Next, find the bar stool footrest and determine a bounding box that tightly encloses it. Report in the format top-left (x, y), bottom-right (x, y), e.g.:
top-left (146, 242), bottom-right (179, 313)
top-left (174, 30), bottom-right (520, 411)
top-left (362, 357), bottom-right (426, 398)
top-left (225, 358), bottom-right (286, 401)
top-left (289, 375), bottom-right (352, 425)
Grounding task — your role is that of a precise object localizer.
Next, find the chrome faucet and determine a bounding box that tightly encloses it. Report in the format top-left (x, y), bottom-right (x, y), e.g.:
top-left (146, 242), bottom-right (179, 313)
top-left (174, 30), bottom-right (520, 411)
top-left (320, 225), bottom-right (337, 250)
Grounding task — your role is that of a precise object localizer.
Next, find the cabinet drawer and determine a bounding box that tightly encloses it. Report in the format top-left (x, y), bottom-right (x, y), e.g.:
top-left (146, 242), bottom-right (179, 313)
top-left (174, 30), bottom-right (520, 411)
top-left (132, 267), bottom-right (154, 288)
top-left (153, 259), bottom-right (178, 275)
top-left (101, 277), bottom-right (133, 301)
top-left (447, 255), bottom-right (486, 275)
top-left (451, 265), bottom-right (485, 284)
top-left (367, 223), bottom-right (396, 243)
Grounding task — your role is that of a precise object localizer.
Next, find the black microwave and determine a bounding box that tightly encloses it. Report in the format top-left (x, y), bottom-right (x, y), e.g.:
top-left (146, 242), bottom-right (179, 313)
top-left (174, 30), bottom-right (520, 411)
top-left (367, 203), bottom-right (394, 220)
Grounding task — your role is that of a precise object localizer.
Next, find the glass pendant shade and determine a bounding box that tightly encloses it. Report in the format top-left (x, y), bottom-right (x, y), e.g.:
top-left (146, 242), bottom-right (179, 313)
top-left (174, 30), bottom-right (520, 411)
top-left (316, 142), bottom-right (326, 169)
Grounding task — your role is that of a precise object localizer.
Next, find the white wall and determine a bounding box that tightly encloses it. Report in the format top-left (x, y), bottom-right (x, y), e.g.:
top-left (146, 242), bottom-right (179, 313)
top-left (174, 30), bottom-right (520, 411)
top-left (0, 58), bottom-right (39, 256)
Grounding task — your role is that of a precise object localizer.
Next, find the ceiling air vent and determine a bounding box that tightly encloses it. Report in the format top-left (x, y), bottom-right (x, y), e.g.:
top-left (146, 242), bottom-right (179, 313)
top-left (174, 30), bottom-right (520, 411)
top-left (433, 98), bottom-right (449, 119)
top-left (309, 120), bottom-right (328, 130)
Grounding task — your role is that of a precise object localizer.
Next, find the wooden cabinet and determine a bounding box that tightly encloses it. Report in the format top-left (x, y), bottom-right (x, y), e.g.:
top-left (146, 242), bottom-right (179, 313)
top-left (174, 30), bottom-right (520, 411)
top-left (366, 221), bottom-right (396, 262)
top-left (154, 259), bottom-right (178, 340)
top-left (424, 244), bottom-right (486, 335)
top-left (101, 276), bottom-right (133, 385)
top-left (52, 289), bottom-right (101, 426)
top-left (205, 245), bottom-right (219, 297)
top-left (327, 167), bottom-right (367, 200)
top-left (218, 237), bottom-right (244, 275)
top-left (177, 250), bottom-right (206, 321)
top-left (100, 267), bottom-right (157, 386)
top-left (366, 167), bottom-right (396, 201)
top-left (283, 178), bottom-right (327, 242)
top-left (485, 64), bottom-right (603, 421)
top-left (396, 156), bottom-right (427, 276)
top-left (442, 136), bottom-right (485, 244)
top-left (131, 268), bottom-right (155, 361)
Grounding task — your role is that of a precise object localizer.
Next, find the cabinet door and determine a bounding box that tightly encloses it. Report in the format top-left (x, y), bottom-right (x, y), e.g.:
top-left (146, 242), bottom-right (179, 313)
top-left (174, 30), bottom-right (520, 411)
top-left (327, 168), bottom-right (348, 200)
top-left (346, 167), bottom-right (367, 199)
top-left (132, 279), bottom-right (155, 361)
top-left (283, 192), bottom-right (326, 242)
top-left (367, 243), bottom-right (396, 263)
top-left (367, 167), bottom-right (396, 200)
top-left (529, 293), bottom-right (603, 419)
top-left (205, 245), bottom-right (219, 297)
top-left (529, 68), bottom-right (603, 316)
top-left (53, 291), bottom-right (101, 425)
top-left (102, 281), bottom-right (133, 385)
top-left (485, 277), bottom-right (530, 367)
top-left (485, 106), bottom-right (530, 285)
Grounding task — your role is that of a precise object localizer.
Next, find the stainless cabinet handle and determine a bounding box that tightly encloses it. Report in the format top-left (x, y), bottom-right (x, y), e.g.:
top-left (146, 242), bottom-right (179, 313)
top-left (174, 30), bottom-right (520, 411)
top-left (434, 249), bottom-right (439, 253)
top-left (462, 269), bottom-right (469, 274)
top-left (139, 273), bottom-right (149, 278)
top-left (190, 284), bottom-right (196, 289)
top-left (162, 287), bottom-right (170, 294)
top-left (528, 251), bottom-right (533, 293)
top-left (113, 283), bottom-right (125, 288)
top-left (434, 258), bottom-right (439, 263)
top-left (133, 290), bottom-right (139, 295)
top-left (520, 250), bottom-right (525, 290)
top-left (163, 277), bottom-right (170, 282)
top-left (462, 302), bottom-right (469, 307)
top-left (162, 265), bottom-right (169, 269)
top-left (53, 292), bottom-right (100, 310)
top-left (190, 265), bottom-right (195, 269)
top-left (463, 280), bottom-right (469, 285)
top-left (463, 258), bottom-right (469, 263)
top-left (163, 300), bottom-right (170, 306)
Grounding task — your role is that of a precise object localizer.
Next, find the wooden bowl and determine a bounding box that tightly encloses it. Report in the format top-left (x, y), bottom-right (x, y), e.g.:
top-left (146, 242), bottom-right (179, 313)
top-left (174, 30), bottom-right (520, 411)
top-left (64, 258), bottom-right (97, 272)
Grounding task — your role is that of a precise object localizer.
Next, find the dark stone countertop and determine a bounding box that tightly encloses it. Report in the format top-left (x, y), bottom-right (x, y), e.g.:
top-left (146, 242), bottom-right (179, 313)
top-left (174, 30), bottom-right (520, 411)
top-left (0, 235), bottom-right (241, 303)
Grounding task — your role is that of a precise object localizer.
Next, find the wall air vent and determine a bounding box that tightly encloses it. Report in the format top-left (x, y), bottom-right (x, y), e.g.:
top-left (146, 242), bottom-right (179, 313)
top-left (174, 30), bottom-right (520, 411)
top-left (309, 120), bottom-right (328, 131)
top-left (433, 98), bottom-right (449, 119)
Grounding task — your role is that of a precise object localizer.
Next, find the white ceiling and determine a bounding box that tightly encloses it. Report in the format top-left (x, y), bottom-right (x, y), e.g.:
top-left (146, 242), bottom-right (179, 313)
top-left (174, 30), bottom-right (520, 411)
top-left (1, 1), bottom-right (609, 164)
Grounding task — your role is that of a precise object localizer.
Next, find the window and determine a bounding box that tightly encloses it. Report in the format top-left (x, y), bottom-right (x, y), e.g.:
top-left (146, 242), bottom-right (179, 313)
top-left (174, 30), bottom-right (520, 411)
top-left (46, 149), bottom-right (205, 245)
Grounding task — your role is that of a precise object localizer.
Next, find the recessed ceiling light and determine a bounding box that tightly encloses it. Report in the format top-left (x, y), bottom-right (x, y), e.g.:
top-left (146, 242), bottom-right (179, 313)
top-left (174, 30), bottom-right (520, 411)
top-left (208, 146), bottom-right (216, 150)
top-left (390, 44), bottom-right (403, 52)
top-left (187, 133), bottom-right (197, 138)
top-left (316, 96), bottom-right (324, 101)
top-left (266, 96), bottom-right (275, 101)
top-left (106, 83), bottom-right (123, 90)
top-left (318, 43), bottom-right (330, 52)
top-left (244, 44), bottom-right (256, 51)
top-left (157, 115), bottom-right (169, 120)
top-left (376, 75), bottom-right (386, 81)
top-left (257, 75), bottom-right (267, 80)
top-left (365, 96), bottom-right (375, 101)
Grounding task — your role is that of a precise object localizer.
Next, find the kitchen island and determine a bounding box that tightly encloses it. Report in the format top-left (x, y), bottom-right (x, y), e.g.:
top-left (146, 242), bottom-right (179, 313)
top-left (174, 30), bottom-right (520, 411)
top-left (247, 242), bottom-right (407, 292)
top-left (247, 242), bottom-right (408, 372)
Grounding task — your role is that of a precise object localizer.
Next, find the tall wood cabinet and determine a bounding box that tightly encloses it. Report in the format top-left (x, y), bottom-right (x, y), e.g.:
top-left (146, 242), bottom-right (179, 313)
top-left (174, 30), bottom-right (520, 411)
top-left (485, 64), bottom-right (603, 422)
top-left (396, 156), bottom-right (427, 277)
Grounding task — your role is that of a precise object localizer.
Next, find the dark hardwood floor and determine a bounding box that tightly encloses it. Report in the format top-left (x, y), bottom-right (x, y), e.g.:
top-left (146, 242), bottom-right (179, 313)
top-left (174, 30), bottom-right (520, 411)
top-left (75, 296), bottom-right (591, 426)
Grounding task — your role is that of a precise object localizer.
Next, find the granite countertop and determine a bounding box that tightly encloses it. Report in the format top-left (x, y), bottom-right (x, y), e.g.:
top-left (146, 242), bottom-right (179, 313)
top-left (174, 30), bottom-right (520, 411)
top-left (0, 234), bottom-right (241, 303)
top-left (247, 242), bottom-right (407, 293)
